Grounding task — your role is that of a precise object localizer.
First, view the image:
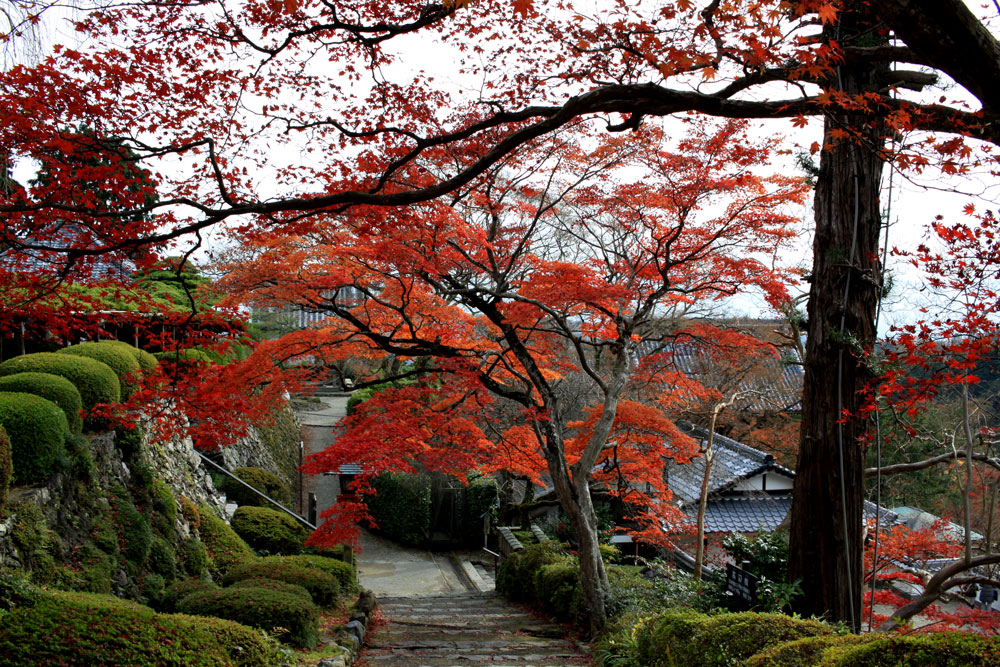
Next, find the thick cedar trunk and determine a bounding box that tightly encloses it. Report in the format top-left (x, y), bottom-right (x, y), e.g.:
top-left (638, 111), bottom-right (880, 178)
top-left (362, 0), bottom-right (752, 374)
top-left (787, 8), bottom-right (886, 631)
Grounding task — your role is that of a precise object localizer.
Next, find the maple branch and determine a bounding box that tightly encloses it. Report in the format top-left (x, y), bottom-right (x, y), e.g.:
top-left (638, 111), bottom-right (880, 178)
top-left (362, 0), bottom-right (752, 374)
top-left (864, 449), bottom-right (1000, 477)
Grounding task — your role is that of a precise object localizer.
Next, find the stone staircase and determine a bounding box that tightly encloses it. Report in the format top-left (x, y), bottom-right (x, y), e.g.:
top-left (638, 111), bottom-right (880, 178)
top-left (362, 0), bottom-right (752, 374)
top-left (359, 593), bottom-right (591, 666)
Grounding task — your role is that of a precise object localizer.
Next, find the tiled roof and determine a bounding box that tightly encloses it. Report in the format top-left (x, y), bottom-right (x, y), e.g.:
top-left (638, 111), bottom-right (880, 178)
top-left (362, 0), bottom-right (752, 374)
top-left (683, 496), bottom-right (792, 533)
top-left (666, 422), bottom-right (794, 506)
top-left (635, 339), bottom-right (803, 412)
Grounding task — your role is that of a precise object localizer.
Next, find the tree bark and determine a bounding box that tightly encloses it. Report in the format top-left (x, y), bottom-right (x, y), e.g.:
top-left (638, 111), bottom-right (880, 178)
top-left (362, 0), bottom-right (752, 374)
top-left (788, 7), bottom-right (887, 632)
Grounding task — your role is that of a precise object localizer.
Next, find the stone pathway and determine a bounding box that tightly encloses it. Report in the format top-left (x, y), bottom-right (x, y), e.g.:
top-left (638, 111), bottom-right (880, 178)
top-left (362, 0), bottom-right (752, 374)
top-left (358, 593), bottom-right (592, 666)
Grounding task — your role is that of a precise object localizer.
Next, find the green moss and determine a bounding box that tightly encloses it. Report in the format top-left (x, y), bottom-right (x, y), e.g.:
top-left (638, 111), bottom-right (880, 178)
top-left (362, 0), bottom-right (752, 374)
top-left (197, 504), bottom-right (255, 579)
top-left (111, 485), bottom-right (151, 564)
top-left (159, 577), bottom-right (218, 613)
top-left (0, 392), bottom-right (68, 485)
top-left (257, 554), bottom-right (358, 595)
top-left (0, 352), bottom-right (121, 414)
top-left (179, 538), bottom-right (209, 577)
top-left (254, 405), bottom-right (301, 490)
top-left (818, 632), bottom-right (1000, 666)
top-left (223, 560), bottom-right (340, 607)
top-left (164, 612), bottom-right (287, 667)
top-left (0, 372), bottom-right (84, 434)
top-left (150, 479), bottom-right (177, 535)
top-left (177, 586), bottom-right (320, 648)
top-left (0, 426), bottom-right (10, 512)
top-left (0, 590), bottom-right (251, 666)
top-left (149, 536), bottom-right (177, 581)
top-left (72, 545), bottom-right (115, 594)
top-left (745, 634), bottom-right (873, 667)
top-left (228, 577), bottom-right (313, 602)
top-left (230, 505), bottom-right (307, 555)
top-left (0, 567), bottom-right (39, 612)
top-left (179, 495), bottom-right (200, 530)
top-left (59, 341), bottom-right (142, 399)
top-left (115, 425), bottom-right (143, 459)
top-left (218, 466), bottom-right (291, 508)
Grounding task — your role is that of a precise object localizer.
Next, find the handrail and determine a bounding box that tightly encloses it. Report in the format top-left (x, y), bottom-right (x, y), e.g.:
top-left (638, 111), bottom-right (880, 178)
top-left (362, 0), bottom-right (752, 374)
top-left (196, 451), bottom-right (318, 531)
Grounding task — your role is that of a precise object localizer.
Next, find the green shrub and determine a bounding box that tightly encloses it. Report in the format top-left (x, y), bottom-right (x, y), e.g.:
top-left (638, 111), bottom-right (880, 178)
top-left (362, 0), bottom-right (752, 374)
top-left (68, 545), bottom-right (115, 594)
top-left (0, 391), bottom-right (68, 485)
top-left (0, 352), bottom-right (121, 415)
top-left (0, 372), bottom-right (84, 434)
top-left (218, 465), bottom-right (292, 507)
top-left (366, 471), bottom-right (432, 547)
top-left (636, 611), bottom-right (831, 667)
top-left (745, 634), bottom-right (873, 667)
top-left (115, 424), bottom-right (143, 458)
top-left (463, 476), bottom-right (498, 543)
top-left (149, 536), bottom-right (177, 581)
top-left (165, 613), bottom-right (286, 667)
top-left (179, 538), bottom-right (209, 577)
top-left (0, 426), bottom-right (10, 511)
top-left (0, 590), bottom-right (247, 666)
top-left (111, 485), bottom-right (151, 563)
top-left (159, 577), bottom-right (218, 612)
top-left (535, 560), bottom-right (582, 622)
top-left (153, 348), bottom-right (213, 367)
top-left (197, 504), bottom-right (255, 579)
top-left (179, 495), bottom-right (201, 529)
top-left (496, 541), bottom-right (567, 603)
top-left (258, 554), bottom-right (358, 594)
top-left (231, 505), bottom-right (308, 555)
top-left (59, 341), bottom-right (142, 399)
top-left (177, 586), bottom-right (320, 648)
top-left (0, 568), bottom-right (39, 612)
top-left (606, 563), bottom-right (704, 617)
top-left (103, 340), bottom-right (159, 373)
top-left (224, 560), bottom-right (340, 606)
top-left (817, 632), bottom-right (1000, 666)
top-left (151, 479), bottom-right (177, 535)
top-left (228, 577), bottom-right (313, 602)
top-left (65, 432), bottom-right (94, 480)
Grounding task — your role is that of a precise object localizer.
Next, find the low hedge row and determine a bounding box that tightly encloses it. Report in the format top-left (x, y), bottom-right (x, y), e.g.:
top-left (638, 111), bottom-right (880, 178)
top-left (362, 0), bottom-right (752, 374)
top-left (0, 590), bottom-right (285, 666)
top-left (0, 426), bottom-right (10, 510)
top-left (496, 541), bottom-right (568, 604)
top-left (223, 560), bottom-right (340, 606)
top-left (177, 586), bottom-right (320, 648)
top-left (744, 631), bottom-right (1000, 666)
top-left (258, 554), bottom-right (359, 595)
top-left (0, 372), bottom-right (83, 434)
top-left (0, 352), bottom-right (120, 414)
top-left (0, 391), bottom-right (68, 485)
top-left (228, 577), bottom-right (313, 602)
top-left (231, 505), bottom-right (308, 555)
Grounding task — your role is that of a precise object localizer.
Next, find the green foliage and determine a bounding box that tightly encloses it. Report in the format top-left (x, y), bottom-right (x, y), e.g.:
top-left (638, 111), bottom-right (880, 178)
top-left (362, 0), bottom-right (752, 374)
top-left (0, 426), bottom-right (10, 511)
top-left (65, 432), bottom-right (94, 481)
top-left (0, 590), bottom-right (266, 666)
top-left (0, 568), bottom-right (39, 612)
top-left (258, 554), bottom-right (358, 595)
top-left (817, 632), bottom-right (1000, 667)
top-left (149, 536), bottom-right (177, 581)
top-left (153, 348), bottom-right (213, 366)
top-left (166, 612), bottom-right (288, 667)
top-left (197, 504), bottom-right (255, 579)
top-left (178, 538), bottom-right (210, 577)
top-left (228, 577), bottom-right (313, 601)
top-left (463, 475), bottom-right (498, 542)
top-left (116, 425), bottom-right (143, 459)
top-left (254, 406), bottom-right (301, 491)
top-left (159, 577), bottom-right (218, 613)
top-left (179, 495), bottom-right (200, 530)
top-left (102, 340), bottom-right (159, 373)
top-left (0, 392), bottom-right (68, 484)
top-left (496, 541), bottom-right (567, 603)
top-left (66, 545), bottom-right (115, 594)
top-left (535, 560), bottom-right (582, 622)
top-left (0, 371), bottom-right (84, 434)
top-left (636, 611), bottom-right (831, 667)
top-left (605, 563), bottom-right (705, 618)
top-left (59, 341), bottom-right (142, 399)
top-left (150, 479), bottom-right (177, 535)
top-left (111, 485), bottom-right (151, 564)
top-left (715, 531), bottom-right (799, 613)
top-left (230, 505), bottom-right (308, 555)
top-left (366, 471), bottom-right (432, 547)
top-left (0, 352), bottom-right (121, 415)
top-left (218, 465), bottom-right (291, 508)
top-left (177, 586), bottom-right (320, 648)
top-left (224, 560), bottom-right (340, 607)
top-left (744, 634), bottom-right (872, 667)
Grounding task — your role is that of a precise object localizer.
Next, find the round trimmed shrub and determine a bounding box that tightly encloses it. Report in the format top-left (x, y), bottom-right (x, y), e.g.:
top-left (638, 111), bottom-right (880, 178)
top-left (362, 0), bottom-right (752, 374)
top-left (231, 505), bottom-right (308, 555)
top-left (59, 341), bottom-right (141, 399)
top-left (496, 541), bottom-right (567, 603)
top-left (0, 352), bottom-right (120, 413)
top-left (179, 538), bottom-right (210, 577)
top-left (0, 426), bottom-right (10, 510)
top-left (151, 479), bottom-right (177, 535)
top-left (637, 611), bottom-right (831, 667)
top-left (159, 577), bottom-right (218, 613)
top-left (0, 372), bottom-right (84, 434)
top-left (228, 577), bottom-right (313, 602)
top-left (197, 505), bottom-right (255, 579)
top-left (535, 560), bottom-right (582, 622)
top-left (177, 586), bottom-right (320, 648)
top-left (746, 634), bottom-right (874, 667)
top-left (817, 631), bottom-right (1000, 666)
top-left (103, 340), bottom-right (159, 373)
top-left (165, 613), bottom-right (286, 667)
top-left (223, 560), bottom-right (339, 606)
top-left (0, 392), bottom-right (68, 485)
top-left (0, 590), bottom-right (248, 666)
top-left (149, 536), bottom-right (177, 581)
top-left (218, 466), bottom-right (291, 507)
top-left (259, 554), bottom-right (358, 595)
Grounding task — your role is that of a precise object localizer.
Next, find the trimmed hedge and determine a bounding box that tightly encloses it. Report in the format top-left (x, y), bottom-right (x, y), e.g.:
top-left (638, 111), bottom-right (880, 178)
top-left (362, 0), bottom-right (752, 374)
top-left (258, 554), bottom-right (358, 595)
top-left (0, 352), bottom-right (120, 413)
top-left (0, 392), bottom-right (68, 485)
top-left (166, 612), bottom-right (287, 667)
top-left (745, 634), bottom-right (874, 667)
top-left (636, 611), bottom-right (831, 667)
top-left (111, 485), bottom-right (152, 564)
top-left (179, 539), bottom-right (210, 577)
top-left (816, 632), bottom-right (1000, 666)
top-left (159, 577), bottom-right (218, 613)
top-left (218, 466), bottom-right (291, 507)
top-left (0, 426), bottom-right (10, 510)
top-left (103, 340), bottom-right (159, 373)
top-left (496, 541), bottom-right (567, 603)
top-left (59, 341), bottom-right (142, 399)
top-left (0, 590), bottom-right (276, 666)
top-left (177, 586), bottom-right (320, 648)
top-left (231, 505), bottom-right (308, 555)
top-left (223, 560), bottom-right (340, 606)
top-left (228, 577), bottom-right (313, 602)
top-left (535, 560), bottom-right (583, 622)
top-left (366, 471), bottom-right (432, 547)
top-left (0, 372), bottom-right (84, 434)
top-left (197, 504), bottom-right (255, 579)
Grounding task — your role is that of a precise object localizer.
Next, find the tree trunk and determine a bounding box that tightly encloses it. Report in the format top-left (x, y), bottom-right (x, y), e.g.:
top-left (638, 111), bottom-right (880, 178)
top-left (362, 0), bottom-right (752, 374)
top-left (787, 7), bottom-right (887, 632)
